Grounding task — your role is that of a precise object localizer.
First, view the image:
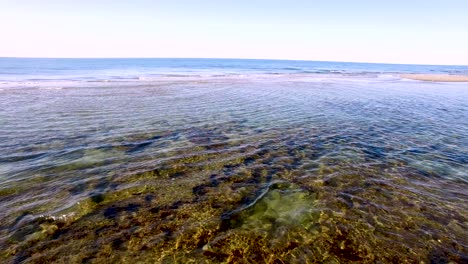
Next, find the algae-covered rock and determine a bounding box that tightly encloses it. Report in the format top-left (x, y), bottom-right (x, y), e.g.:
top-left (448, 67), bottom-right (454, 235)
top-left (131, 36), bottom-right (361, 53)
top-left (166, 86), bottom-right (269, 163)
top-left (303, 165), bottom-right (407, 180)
top-left (1, 120), bottom-right (467, 264)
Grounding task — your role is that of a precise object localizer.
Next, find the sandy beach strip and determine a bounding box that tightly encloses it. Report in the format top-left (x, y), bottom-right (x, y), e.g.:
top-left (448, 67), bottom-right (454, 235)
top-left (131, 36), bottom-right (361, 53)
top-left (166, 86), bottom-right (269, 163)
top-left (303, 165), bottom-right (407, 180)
top-left (401, 74), bottom-right (468, 82)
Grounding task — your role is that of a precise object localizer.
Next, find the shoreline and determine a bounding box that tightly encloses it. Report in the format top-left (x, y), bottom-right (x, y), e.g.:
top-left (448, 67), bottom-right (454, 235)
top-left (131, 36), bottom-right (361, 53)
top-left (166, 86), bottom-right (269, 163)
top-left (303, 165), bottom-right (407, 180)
top-left (400, 74), bottom-right (468, 82)
top-left (2, 73), bottom-right (468, 90)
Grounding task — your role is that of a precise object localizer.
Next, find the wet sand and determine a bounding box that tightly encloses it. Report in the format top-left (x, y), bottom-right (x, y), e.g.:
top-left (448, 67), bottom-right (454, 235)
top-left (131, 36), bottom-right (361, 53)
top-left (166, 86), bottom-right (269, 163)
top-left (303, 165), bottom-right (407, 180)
top-left (401, 74), bottom-right (468, 82)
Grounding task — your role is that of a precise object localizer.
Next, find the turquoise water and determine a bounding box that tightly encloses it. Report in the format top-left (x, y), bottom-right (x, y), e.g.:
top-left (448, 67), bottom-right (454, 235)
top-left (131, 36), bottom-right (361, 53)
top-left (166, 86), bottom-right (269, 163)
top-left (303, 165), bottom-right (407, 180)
top-left (0, 59), bottom-right (467, 263)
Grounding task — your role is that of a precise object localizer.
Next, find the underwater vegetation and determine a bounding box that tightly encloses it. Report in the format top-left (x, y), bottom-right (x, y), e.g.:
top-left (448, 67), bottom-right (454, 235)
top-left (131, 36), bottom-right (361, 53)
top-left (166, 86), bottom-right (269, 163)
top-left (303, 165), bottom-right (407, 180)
top-left (1, 122), bottom-right (467, 264)
top-left (1, 78), bottom-right (467, 263)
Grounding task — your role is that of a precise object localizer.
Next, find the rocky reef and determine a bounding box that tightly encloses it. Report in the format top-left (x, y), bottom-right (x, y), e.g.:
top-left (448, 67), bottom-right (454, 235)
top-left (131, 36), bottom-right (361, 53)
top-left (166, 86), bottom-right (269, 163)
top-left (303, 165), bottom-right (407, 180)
top-left (1, 123), bottom-right (467, 263)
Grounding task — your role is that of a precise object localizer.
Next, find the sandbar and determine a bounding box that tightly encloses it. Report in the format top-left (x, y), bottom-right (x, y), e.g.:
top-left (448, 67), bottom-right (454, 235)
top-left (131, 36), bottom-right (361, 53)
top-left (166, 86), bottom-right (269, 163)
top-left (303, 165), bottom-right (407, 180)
top-left (401, 74), bottom-right (468, 82)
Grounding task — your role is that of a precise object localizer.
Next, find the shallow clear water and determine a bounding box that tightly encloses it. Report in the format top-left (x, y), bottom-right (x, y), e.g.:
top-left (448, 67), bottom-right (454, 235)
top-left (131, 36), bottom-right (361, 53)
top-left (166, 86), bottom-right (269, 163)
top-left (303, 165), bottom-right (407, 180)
top-left (0, 59), bottom-right (467, 263)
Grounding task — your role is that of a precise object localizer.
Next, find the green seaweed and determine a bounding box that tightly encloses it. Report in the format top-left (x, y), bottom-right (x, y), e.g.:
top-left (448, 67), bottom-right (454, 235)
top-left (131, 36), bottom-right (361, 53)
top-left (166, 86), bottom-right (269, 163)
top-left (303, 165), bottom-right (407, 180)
top-left (1, 123), bottom-right (467, 264)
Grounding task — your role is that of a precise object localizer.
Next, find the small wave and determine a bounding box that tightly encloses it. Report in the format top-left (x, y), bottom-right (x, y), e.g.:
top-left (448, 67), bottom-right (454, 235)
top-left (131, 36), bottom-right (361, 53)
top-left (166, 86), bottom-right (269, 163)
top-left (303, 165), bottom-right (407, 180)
top-left (298, 70), bottom-right (320, 74)
top-left (39, 87), bottom-right (63, 90)
top-left (138, 75), bottom-right (190, 80)
top-left (138, 74), bottom-right (241, 80)
top-left (110, 76), bottom-right (140, 80)
top-left (86, 79), bottom-right (113, 83)
top-left (162, 74), bottom-right (202, 78)
top-left (281, 67), bottom-right (303, 71)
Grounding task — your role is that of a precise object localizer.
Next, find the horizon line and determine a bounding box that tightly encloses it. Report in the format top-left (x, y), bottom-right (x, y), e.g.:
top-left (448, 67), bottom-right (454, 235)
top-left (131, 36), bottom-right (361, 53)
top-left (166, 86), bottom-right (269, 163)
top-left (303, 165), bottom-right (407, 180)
top-left (1, 56), bottom-right (467, 67)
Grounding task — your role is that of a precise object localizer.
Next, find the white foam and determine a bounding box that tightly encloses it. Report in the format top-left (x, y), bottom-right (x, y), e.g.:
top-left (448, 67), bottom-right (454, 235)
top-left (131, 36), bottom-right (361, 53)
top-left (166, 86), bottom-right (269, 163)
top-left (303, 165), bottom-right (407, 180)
top-left (39, 87), bottom-right (63, 90)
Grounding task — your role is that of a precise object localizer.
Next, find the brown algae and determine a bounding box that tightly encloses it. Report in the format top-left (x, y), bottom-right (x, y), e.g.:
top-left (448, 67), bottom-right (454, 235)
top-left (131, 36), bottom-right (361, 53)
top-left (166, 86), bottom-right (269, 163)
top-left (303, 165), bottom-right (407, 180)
top-left (2, 136), bottom-right (467, 263)
top-left (1, 79), bottom-right (468, 263)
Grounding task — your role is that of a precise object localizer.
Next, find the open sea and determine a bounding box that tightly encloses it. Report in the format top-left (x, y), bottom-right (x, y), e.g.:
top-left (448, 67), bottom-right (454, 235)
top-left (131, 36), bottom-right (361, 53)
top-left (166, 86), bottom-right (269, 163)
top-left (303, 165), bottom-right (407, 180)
top-left (0, 58), bottom-right (467, 263)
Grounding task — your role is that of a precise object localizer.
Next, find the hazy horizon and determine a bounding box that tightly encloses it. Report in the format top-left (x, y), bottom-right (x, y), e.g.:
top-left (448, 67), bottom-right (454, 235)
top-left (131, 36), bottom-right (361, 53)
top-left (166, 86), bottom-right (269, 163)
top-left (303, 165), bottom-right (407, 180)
top-left (2, 57), bottom-right (468, 67)
top-left (1, 0), bottom-right (467, 65)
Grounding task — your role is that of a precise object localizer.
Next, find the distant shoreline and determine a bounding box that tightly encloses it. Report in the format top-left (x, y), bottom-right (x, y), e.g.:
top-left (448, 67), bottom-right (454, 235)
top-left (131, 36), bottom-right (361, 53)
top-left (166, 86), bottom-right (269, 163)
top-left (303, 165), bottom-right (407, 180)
top-left (400, 74), bottom-right (468, 82)
top-left (1, 57), bottom-right (468, 84)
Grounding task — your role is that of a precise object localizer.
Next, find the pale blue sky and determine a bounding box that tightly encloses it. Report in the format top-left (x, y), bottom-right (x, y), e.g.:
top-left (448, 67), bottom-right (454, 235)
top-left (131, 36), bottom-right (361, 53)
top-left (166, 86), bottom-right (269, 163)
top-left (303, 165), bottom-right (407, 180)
top-left (1, 0), bottom-right (467, 65)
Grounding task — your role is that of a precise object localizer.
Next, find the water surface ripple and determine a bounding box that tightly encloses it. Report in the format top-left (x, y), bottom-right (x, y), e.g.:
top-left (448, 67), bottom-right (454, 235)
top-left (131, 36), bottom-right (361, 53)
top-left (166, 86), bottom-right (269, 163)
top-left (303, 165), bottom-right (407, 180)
top-left (0, 76), bottom-right (467, 263)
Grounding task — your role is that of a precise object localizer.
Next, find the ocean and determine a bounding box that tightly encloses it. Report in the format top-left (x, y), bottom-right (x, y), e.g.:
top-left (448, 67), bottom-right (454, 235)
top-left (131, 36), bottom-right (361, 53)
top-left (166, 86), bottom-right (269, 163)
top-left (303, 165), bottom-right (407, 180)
top-left (0, 58), bottom-right (467, 263)
top-left (1, 58), bottom-right (468, 84)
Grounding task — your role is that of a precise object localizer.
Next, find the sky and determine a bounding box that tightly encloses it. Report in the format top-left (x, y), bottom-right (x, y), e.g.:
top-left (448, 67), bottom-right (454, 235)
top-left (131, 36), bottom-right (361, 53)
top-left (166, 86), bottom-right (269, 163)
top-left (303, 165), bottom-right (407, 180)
top-left (0, 0), bottom-right (467, 65)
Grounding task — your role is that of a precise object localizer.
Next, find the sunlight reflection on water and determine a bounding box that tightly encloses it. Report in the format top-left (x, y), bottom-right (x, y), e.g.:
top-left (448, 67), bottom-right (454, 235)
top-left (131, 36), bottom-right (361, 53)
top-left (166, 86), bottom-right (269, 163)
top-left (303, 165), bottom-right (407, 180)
top-left (0, 75), bottom-right (467, 262)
